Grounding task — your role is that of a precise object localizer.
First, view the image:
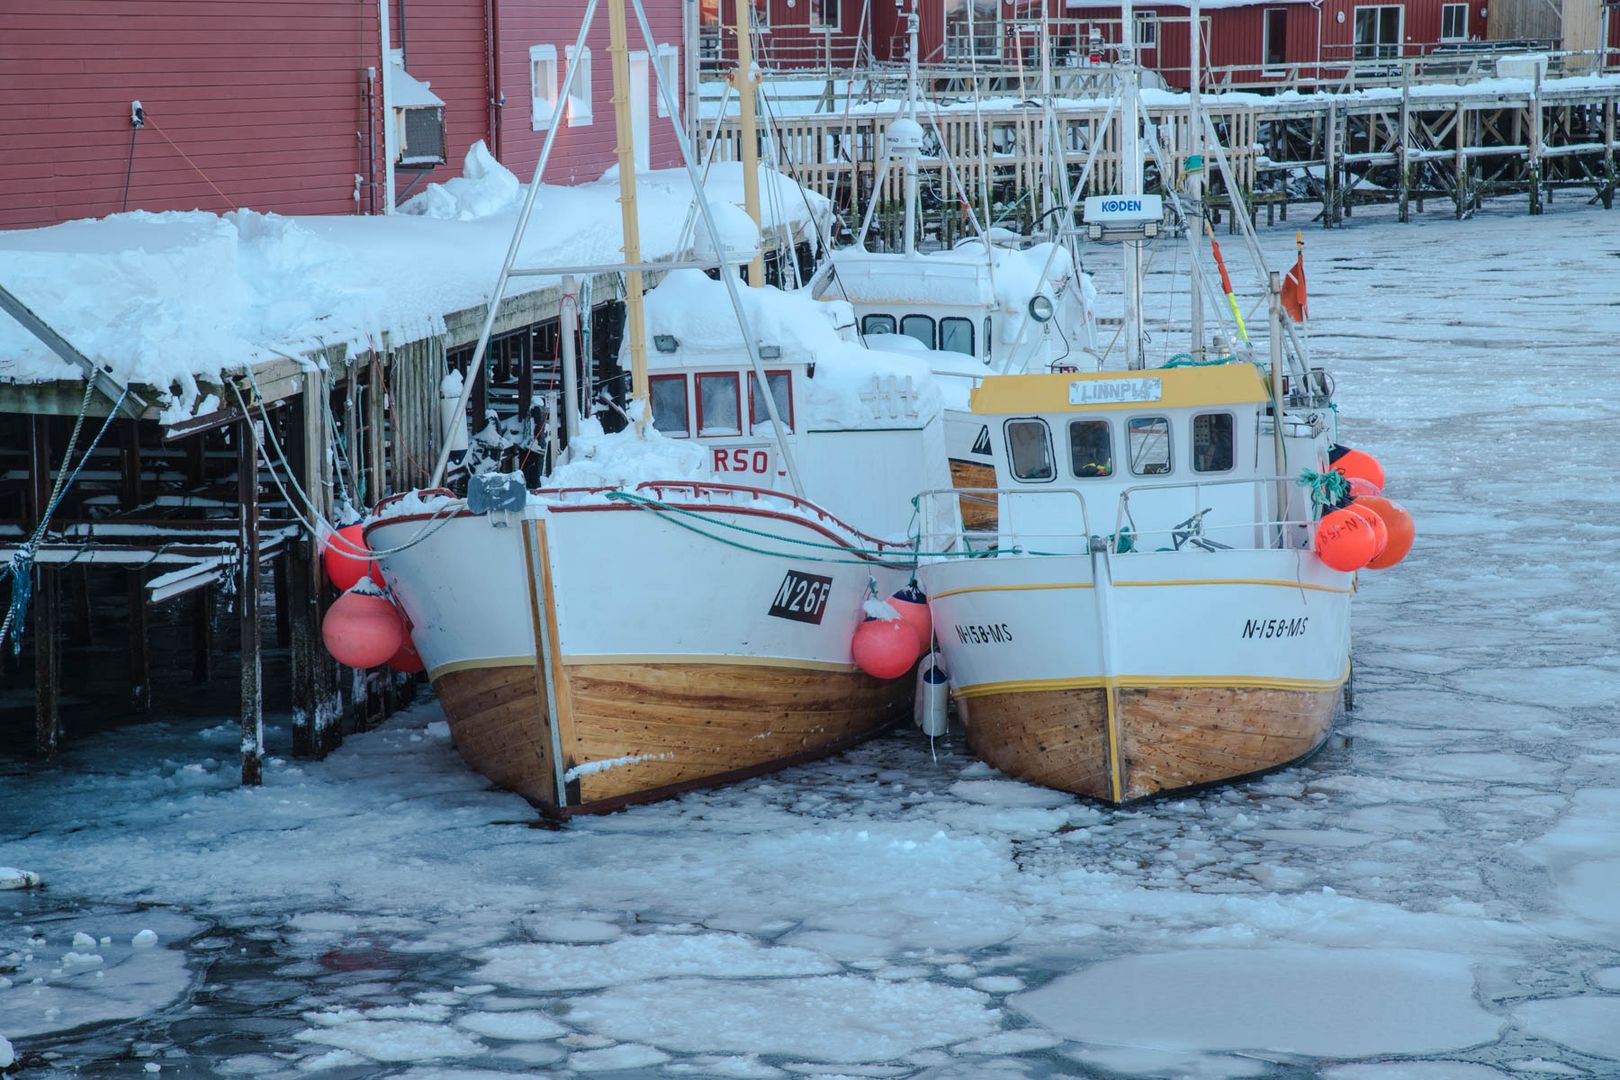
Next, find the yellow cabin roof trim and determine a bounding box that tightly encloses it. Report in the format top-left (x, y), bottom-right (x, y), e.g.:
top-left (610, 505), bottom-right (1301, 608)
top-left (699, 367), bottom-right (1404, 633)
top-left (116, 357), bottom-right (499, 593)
top-left (970, 365), bottom-right (1269, 415)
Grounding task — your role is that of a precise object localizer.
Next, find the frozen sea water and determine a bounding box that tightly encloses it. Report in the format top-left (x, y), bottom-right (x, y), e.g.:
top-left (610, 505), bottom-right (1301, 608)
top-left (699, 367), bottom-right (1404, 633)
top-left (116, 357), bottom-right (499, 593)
top-left (3, 197), bottom-right (1620, 1077)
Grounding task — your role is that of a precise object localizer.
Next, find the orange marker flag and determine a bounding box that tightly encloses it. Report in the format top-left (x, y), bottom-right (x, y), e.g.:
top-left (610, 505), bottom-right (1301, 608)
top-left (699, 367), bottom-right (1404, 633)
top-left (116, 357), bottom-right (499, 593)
top-left (1281, 231), bottom-right (1308, 322)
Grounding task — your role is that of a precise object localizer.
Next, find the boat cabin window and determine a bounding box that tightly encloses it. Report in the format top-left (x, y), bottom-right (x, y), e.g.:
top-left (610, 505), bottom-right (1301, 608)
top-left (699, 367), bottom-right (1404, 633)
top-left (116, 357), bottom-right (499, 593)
top-left (1193, 412), bottom-right (1235, 472)
top-left (649, 374), bottom-right (689, 437)
top-left (940, 317), bottom-right (975, 356)
top-left (862, 313), bottom-right (896, 336)
top-left (749, 370), bottom-right (794, 433)
top-left (697, 372), bottom-right (742, 436)
top-left (1004, 418), bottom-right (1055, 482)
top-left (1127, 416), bottom-right (1172, 476)
top-left (900, 314), bottom-right (936, 349)
top-left (1068, 420), bottom-right (1114, 478)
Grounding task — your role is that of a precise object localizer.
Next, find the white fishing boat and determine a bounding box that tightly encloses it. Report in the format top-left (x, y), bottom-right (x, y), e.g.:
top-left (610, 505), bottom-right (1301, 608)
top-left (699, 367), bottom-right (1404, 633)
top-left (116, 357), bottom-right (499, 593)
top-left (366, 0), bottom-right (949, 816)
top-left (910, 0), bottom-right (1391, 804)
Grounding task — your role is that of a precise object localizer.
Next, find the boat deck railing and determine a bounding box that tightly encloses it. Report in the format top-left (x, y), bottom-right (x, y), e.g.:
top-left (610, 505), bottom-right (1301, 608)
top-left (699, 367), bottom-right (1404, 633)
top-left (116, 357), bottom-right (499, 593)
top-left (918, 477), bottom-right (1318, 558)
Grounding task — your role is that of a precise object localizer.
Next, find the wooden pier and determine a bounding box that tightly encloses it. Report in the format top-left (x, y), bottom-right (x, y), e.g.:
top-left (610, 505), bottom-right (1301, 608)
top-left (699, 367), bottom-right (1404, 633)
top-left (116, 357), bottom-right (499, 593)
top-left (702, 74), bottom-right (1620, 242)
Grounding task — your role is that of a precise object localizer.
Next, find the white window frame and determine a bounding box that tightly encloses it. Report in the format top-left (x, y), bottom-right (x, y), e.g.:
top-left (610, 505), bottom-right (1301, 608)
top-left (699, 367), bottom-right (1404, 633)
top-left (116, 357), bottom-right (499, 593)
top-left (529, 44), bottom-right (558, 131)
top-left (809, 0), bottom-right (840, 32)
top-left (655, 43), bottom-right (679, 117)
top-left (1261, 8), bottom-right (1288, 76)
top-left (750, 0), bottom-right (771, 34)
top-left (1352, 5), bottom-right (1403, 60)
top-left (1133, 11), bottom-right (1157, 50)
top-left (566, 45), bottom-right (593, 127)
top-left (1440, 2), bottom-right (1468, 41)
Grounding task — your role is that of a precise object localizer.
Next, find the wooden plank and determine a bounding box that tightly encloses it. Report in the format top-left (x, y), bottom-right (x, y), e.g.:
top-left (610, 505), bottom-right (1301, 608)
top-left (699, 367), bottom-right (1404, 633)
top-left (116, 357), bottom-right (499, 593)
top-left (239, 417), bottom-right (263, 786)
top-left (959, 687), bottom-right (1113, 800)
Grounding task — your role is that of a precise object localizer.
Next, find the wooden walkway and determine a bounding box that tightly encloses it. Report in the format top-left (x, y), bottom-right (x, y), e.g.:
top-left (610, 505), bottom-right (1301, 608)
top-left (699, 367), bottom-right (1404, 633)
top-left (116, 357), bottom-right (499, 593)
top-left (705, 76), bottom-right (1620, 243)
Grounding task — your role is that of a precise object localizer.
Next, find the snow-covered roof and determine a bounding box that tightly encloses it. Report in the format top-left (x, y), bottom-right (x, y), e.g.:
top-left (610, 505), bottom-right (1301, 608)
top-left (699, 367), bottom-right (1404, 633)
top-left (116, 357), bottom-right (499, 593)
top-left (825, 241), bottom-right (1074, 313)
top-left (0, 144), bottom-right (831, 409)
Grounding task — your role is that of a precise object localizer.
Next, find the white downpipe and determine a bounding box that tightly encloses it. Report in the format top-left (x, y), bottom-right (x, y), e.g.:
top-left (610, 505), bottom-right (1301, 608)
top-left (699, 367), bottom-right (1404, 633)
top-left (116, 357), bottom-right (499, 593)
top-left (1188, 0), bottom-right (1204, 356)
top-left (1120, 0), bottom-right (1144, 370)
top-left (379, 0), bottom-right (396, 214)
top-left (560, 274), bottom-right (582, 447)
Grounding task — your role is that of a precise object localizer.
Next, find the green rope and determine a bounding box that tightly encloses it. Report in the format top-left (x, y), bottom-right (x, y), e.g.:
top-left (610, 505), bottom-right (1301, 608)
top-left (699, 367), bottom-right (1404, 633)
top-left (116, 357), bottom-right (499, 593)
top-left (1163, 353), bottom-right (1241, 368)
top-left (1296, 467), bottom-right (1349, 512)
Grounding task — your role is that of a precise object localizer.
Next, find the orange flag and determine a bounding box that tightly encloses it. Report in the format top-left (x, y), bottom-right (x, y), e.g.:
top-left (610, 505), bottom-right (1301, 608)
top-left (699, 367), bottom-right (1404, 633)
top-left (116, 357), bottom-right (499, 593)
top-left (1281, 232), bottom-right (1307, 322)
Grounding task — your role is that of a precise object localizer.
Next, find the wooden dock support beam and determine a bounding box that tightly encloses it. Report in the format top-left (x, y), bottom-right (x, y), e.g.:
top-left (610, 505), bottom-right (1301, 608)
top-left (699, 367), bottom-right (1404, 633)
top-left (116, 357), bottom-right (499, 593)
top-left (28, 417), bottom-right (59, 756)
top-left (121, 420), bottom-right (151, 713)
top-left (289, 382), bottom-right (343, 759)
top-left (239, 417), bottom-right (264, 786)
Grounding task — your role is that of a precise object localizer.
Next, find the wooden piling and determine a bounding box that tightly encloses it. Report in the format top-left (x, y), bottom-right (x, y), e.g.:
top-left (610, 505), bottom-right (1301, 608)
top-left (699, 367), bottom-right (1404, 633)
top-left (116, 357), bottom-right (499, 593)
top-left (239, 417), bottom-right (264, 786)
top-left (29, 417), bottom-right (59, 756)
top-left (121, 420), bottom-right (150, 713)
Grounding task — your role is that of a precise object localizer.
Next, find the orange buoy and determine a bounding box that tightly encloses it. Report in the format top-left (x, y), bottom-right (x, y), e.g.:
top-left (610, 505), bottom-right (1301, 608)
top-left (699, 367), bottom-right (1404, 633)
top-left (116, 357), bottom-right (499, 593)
top-left (323, 524), bottom-right (382, 591)
top-left (388, 635), bottom-right (425, 674)
top-left (1357, 495), bottom-right (1415, 569)
top-left (852, 617), bottom-right (920, 680)
top-left (1329, 446), bottom-right (1386, 492)
top-left (1315, 508), bottom-right (1378, 572)
top-left (890, 585), bottom-right (932, 651)
top-left (321, 584), bottom-right (404, 669)
top-left (1346, 476), bottom-right (1382, 498)
top-left (1344, 501), bottom-right (1389, 559)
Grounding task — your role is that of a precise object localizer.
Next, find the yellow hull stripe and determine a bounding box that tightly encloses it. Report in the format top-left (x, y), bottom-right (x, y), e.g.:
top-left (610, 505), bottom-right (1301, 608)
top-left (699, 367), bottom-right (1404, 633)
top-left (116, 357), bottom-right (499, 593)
top-left (429, 655), bottom-right (536, 680)
top-left (929, 581), bottom-right (1095, 599)
top-left (954, 667), bottom-right (1350, 700)
top-left (1113, 577), bottom-right (1352, 595)
top-left (560, 653), bottom-right (859, 672)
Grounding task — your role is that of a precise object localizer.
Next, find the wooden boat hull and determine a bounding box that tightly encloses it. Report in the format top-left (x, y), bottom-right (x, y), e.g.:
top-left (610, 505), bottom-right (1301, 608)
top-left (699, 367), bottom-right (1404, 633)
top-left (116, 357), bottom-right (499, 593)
top-left (437, 658), bottom-right (907, 813)
top-left (920, 548), bottom-right (1352, 805)
top-left (958, 682), bottom-right (1338, 804)
top-left (369, 489), bottom-right (915, 816)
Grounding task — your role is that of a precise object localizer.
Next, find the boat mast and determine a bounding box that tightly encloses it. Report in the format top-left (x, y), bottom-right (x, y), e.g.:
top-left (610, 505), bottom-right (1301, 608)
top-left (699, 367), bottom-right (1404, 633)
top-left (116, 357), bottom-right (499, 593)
top-left (1187, 0), bottom-right (1204, 357)
top-left (1119, 0), bottom-right (1145, 370)
top-left (734, 0), bottom-right (766, 286)
top-left (903, 1), bottom-right (919, 257)
top-left (608, 0), bottom-right (651, 424)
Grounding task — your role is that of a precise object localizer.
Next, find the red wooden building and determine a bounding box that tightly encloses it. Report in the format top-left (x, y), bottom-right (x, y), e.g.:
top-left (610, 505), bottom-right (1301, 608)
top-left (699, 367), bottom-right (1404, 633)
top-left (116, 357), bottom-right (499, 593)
top-left (0, 0), bottom-right (686, 231)
top-left (700, 0), bottom-right (1615, 85)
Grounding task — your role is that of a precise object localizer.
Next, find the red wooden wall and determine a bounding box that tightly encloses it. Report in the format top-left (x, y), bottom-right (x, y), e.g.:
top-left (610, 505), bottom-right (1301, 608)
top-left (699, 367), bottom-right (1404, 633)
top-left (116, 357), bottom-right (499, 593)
top-left (0, 0), bottom-right (685, 231)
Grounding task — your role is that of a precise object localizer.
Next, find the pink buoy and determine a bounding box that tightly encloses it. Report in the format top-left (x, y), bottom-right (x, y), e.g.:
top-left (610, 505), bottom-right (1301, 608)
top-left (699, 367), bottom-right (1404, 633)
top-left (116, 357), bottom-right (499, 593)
top-left (890, 584), bottom-right (932, 651)
top-left (322, 583), bottom-right (404, 669)
top-left (323, 523), bottom-right (383, 591)
top-left (1346, 476), bottom-right (1381, 498)
top-left (852, 617), bottom-right (920, 680)
top-left (388, 609), bottom-right (425, 674)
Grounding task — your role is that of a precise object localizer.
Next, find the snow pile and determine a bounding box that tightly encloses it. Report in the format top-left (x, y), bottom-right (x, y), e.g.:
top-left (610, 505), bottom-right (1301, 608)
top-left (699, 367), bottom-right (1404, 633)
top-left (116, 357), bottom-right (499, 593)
top-left (0, 868), bottom-right (40, 890)
top-left (0, 151), bottom-right (829, 410)
top-left (0, 1035), bottom-right (12, 1069)
top-left (400, 141), bottom-right (522, 221)
top-left (539, 415), bottom-right (710, 491)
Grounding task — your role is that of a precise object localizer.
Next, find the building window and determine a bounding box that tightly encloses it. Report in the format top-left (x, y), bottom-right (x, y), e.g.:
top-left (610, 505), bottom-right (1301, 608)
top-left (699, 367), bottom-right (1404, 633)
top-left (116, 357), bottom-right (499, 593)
top-left (1005, 419), bottom-right (1055, 482)
top-left (1133, 12), bottom-right (1157, 50)
top-left (656, 44), bottom-right (679, 117)
top-left (1263, 9), bottom-right (1288, 72)
top-left (900, 313), bottom-right (936, 349)
top-left (944, 0), bottom-right (999, 61)
top-left (862, 313), bottom-right (896, 336)
top-left (650, 374), bottom-right (690, 436)
top-left (1352, 6), bottom-right (1402, 60)
top-left (940, 317), bottom-right (975, 356)
top-left (1126, 416), bottom-right (1172, 476)
top-left (529, 45), bottom-right (559, 131)
top-left (566, 45), bottom-right (593, 127)
top-left (696, 372), bottom-right (742, 436)
top-left (810, 0), bottom-right (839, 30)
top-left (1193, 413), bottom-right (1234, 473)
top-left (1440, 2), bottom-right (1468, 41)
top-left (1068, 419), bottom-right (1114, 478)
top-left (699, 0), bottom-right (721, 63)
top-left (749, 370), bottom-right (793, 433)
top-left (750, 0), bottom-right (770, 34)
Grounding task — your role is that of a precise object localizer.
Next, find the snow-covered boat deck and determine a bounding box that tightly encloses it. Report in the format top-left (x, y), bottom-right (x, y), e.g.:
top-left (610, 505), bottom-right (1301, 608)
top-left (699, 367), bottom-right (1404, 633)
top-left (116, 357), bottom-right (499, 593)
top-left (3, 198), bottom-right (1619, 1076)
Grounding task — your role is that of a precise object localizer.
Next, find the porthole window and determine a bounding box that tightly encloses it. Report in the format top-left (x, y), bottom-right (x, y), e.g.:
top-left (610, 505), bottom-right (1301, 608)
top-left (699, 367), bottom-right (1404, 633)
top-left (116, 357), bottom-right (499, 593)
top-left (900, 314), bottom-right (936, 349)
top-left (696, 372), bottom-right (741, 436)
top-left (1127, 416), bottom-right (1172, 475)
top-left (649, 374), bottom-right (689, 436)
top-left (1004, 418), bottom-right (1055, 482)
top-left (1193, 412), bottom-right (1235, 473)
top-left (862, 313), bottom-right (896, 336)
top-left (1068, 419), bottom-right (1114, 478)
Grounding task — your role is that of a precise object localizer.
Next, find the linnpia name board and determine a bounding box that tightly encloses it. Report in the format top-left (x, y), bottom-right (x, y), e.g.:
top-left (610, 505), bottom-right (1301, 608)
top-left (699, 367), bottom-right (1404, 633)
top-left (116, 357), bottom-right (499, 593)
top-left (1083, 195), bottom-right (1164, 224)
top-left (1069, 377), bottom-right (1163, 406)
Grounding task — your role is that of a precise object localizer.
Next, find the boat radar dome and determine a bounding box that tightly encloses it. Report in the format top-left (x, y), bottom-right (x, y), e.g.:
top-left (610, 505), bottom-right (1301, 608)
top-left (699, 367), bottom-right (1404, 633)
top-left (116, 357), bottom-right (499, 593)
top-left (886, 118), bottom-right (924, 155)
